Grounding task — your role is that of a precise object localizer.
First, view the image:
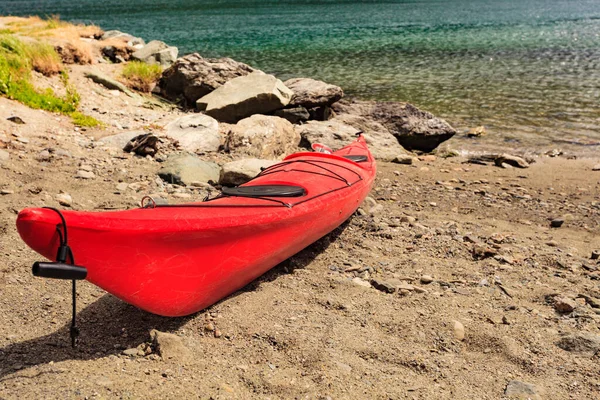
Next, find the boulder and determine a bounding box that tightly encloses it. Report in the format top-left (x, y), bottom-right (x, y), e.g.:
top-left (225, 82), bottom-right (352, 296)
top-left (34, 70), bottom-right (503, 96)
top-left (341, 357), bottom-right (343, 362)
top-left (556, 333), bottom-right (600, 356)
top-left (164, 114), bottom-right (220, 153)
top-left (273, 106), bottom-right (310, 124)
top-left (158, 153), bottom-right (220, 186)
top-left (158, 53), bottom-right (256, 106)
top-left (284, 78), bottom-right (343, 108)
top-left (333, 100), bottom-right (456, 153)
top-left (227, 115), bottom-right (299, 159)
top-left (295, 118), bottom-right (408, 161)
top-left (197, 72), bottom-right (293, 123)
top-left (219, 158), bottom-right (278, 186)
top-left (132, 40), bottom-right (178, 68)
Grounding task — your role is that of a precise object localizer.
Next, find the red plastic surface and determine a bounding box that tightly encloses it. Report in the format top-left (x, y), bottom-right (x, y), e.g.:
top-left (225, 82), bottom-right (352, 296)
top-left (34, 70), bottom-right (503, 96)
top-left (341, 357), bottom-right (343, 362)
top-left (16, 137), bottom-right (376, 316)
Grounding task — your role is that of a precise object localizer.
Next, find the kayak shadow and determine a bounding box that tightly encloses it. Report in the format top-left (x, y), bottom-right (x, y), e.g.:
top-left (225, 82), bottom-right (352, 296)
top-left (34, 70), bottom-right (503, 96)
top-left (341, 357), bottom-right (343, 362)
top-left (0, 293), bottom-right (190, 380)
top-left (0, 217), bottom-right (354, 379)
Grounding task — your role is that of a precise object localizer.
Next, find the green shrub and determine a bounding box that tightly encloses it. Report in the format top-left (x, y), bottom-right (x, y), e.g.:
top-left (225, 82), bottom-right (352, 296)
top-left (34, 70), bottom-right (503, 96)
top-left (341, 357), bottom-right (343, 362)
top-left (121, 61), bottom-right (162, 92)
top-left (71, 111), bottom-right (102, 127)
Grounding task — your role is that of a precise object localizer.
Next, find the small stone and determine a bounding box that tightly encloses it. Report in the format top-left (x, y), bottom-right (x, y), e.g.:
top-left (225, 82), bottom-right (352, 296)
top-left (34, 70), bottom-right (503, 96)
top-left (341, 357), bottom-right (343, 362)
top-left (453, 320), bottom-right (465, 341)
top-left (592, 164), bottom-right (600, 171)
top-left (400, 215), bottom-right (416, 224)
top-left (392, 154), bottom-right (414, 165)
top-left (122, 348), bottom-right (139, 357)
top-left (56, 193), bottom-right (72, 207)
top-left (76, 170), bottom-right (96, 179)
top-left (550, 218), bottom-right (564, 228)
top-left (1, 189), bottom-right (14, 195)
top-left (37, 150), bottom-right (51, 161)
top-left (554, 297), bottom-right (577, 313)
top-left (370, 279), bottom-right (396, 293)
top-left (351, 277), bottom-right (371, 288)
top-left (214, 329), bottom-right (222, 338)
top-left (397, 283), bottom-right (415, 292)
top-left (546, 240), bottom-right (558, 247)
top-left (420, 275), bottom-right (434, 284)
top-left (505, 380), bottom-right (541, 400)
top-left (418, 155), bottom-right (436, 162)
top-left (7, 116), bottom-right (25, 124)
top-left (116, 182), bottom-right (129, 192)
top-left (204, 322), bottom-right (215, 332)
top-left (150, 329), bottom-right (190, 361)
top-left (591, 250), bottom-right (600, 260)
top-left (16, 137), bottom-right (29, 144)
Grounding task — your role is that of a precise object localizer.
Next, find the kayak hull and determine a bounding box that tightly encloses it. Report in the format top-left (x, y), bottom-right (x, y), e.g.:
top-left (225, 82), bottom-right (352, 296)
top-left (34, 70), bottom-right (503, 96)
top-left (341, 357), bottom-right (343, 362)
top-left (17, 137), bottom-right (376, 316)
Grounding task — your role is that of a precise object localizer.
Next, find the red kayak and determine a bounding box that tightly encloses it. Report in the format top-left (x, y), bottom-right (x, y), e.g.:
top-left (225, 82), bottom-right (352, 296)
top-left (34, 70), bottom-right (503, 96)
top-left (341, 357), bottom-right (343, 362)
top-left (17, 136), bottom-right (376, 317)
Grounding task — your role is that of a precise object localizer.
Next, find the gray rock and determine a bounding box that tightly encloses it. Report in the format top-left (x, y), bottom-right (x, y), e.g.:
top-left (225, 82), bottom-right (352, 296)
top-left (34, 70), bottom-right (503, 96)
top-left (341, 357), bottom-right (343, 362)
top-left (392, 154), bottom-right (415, 165)
top-left (273, 106), bottom-right (310, 124)
top-left (295, 118), bottom-right (405, 161)
top-left (84, 71), bottom-right (137, 97)
top-left (219, 158), bottom-right (278, 186)
top-left (7, 116), bottom-right (25, 124)
top-left (505, 380), bottom-right (541, 400)
top-left (333, 100), bottom-right (456, 152)
top-left (370, 279), bottom-right (396, 293)
top-left (99, 131), bottom-right (146, 150)
top-left (101, 30), bottom-right (145, 47)
top-left (228, 115), bottom-right (299, 159)
top-left (76, 170), bottom-right (95, 179)
top-left (0, 149), bottom-right (9, 163)
top-left (284, 78), bottom-right (343, 108)
top-left (158, 53), bottom-right (256, 106)
top-left (197, 72), bottom-right (293, 123)
top-left (556, 333), bottom-right (600, 356)
top-left (150, 329), bottom-right (190, 361)
top-left (158, 153), bottom-right (220, 186)
top-left (132, 40), bottom-right (178, 68)
top-left (164, 114), bottom-right (220, 153)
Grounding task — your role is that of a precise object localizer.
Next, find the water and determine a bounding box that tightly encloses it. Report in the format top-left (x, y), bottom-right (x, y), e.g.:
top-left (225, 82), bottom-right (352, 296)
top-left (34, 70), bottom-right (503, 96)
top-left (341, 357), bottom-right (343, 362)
top-left (2, 0), bottom-right (600, 154)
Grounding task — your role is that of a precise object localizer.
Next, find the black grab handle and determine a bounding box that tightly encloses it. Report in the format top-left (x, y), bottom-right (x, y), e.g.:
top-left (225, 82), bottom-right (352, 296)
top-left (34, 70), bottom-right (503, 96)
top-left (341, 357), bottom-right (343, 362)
top-left (32, 262), bottom-right (87, 280)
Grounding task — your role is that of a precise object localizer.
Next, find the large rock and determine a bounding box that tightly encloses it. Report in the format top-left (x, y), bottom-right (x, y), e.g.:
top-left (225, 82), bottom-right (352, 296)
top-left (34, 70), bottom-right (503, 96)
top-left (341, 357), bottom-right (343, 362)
top-left (333, 100), bottom-right (456, 153)
top-left (295, 118), bottom-right (408, 161)
top-left (284, 78), bottom-right (343, 108)
top-left (158, 153), bottom-right (220, 186)
top-left (197, 72), bottom-right (293, 123)
top-left (164, 114), bottom-right (220, 153)
top-left (158, 53), bottom-right (256, 106)
top-left (132, 40), bottom-right (178, 68)
top-left (219, 158), bottom-right (278, 186)
top-left (227, 115), bottom-right (299, 159)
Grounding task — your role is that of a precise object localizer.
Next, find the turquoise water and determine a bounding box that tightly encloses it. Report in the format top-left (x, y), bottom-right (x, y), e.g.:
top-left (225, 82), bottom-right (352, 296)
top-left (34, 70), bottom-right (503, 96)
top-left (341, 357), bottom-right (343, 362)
top-left (2, 0), bottom-right (600, 152)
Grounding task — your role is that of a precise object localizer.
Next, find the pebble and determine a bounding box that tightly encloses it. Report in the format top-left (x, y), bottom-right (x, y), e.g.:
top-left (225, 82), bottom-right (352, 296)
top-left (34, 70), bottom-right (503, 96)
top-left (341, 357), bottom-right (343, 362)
top-left (76, 170), bottom-right (95, 179)
top-left (505, 380), bottom-right (541, 400)
top-left (453, 320), bottom-right (465, 341)
top-left (214, 329), bottom-right (222, 338)
top-left (420, 275), bottom-right (434, 284)
top-left (550, 218), bottom-right (564, 228)
top-left (591, 250), bottom-right (600, 260)
top-left (546, 240), bottom-right (558, 247)
top-left (37, 150), bottom-right (51, 161)
top-left (553, 297), bottom-right (577, 313)
top-left (56, 193), bottom-right (73, 207)
top-left (204, 322), bottom-right (215, 332)
top-left (592, 164), bottom-right (600, 171)
top-left (1, 189), bottom-right (14, 195)
top-left (351, 277), bottom-right (371, 288)
top-left (392, 154), bottom-right (414, 165)
top-left (122, 348), bottom-right (139, 357)
top-left (16, 137), bottom-right (29, 144)
top-left (370, 279), bottom-right (396, 293)
top-left (116, 182), bottom-right (129, 192)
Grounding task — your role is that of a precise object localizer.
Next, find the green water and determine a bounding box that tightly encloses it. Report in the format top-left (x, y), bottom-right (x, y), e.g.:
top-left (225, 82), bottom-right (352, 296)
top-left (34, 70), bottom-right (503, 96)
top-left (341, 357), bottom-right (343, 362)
top-left (2, 0), bottom-right (600, 152)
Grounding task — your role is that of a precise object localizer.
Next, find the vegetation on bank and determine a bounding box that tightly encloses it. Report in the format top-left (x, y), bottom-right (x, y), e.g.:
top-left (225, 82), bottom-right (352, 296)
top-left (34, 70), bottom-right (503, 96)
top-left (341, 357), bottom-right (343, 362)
top-left (0, 32), bottom-right (101, 127)
top-left (120, 61), bottom-right (162, 92)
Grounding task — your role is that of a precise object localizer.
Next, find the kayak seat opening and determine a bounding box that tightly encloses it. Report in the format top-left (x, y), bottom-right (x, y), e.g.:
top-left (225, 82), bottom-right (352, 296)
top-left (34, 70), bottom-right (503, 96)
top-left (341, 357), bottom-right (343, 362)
top-left (343, 155), bottom-right (368, 162)
top-left (222, 185), bottom-right (307, 198)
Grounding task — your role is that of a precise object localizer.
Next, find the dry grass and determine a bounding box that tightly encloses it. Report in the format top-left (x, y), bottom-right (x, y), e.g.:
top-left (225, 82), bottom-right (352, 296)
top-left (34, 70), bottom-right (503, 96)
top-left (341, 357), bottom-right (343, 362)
top-left (27, 41), bottom-right (63, 75)
top-left (0, 16), bottom-right (101, 65)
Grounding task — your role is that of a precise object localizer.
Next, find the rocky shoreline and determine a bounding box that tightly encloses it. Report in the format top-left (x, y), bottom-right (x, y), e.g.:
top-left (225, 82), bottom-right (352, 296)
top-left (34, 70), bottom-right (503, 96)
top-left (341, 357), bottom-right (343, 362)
top-left (1, 20), bottom-right (600, 400)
